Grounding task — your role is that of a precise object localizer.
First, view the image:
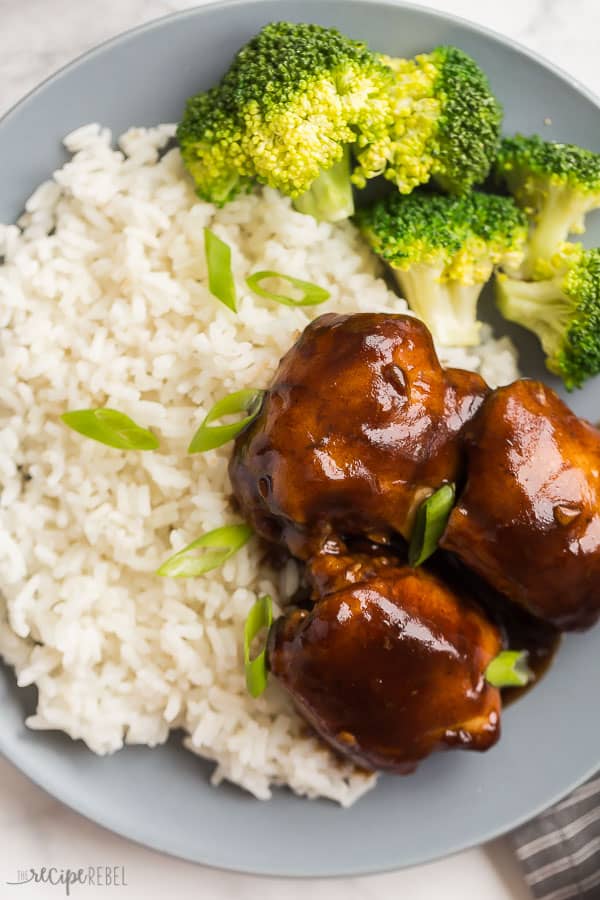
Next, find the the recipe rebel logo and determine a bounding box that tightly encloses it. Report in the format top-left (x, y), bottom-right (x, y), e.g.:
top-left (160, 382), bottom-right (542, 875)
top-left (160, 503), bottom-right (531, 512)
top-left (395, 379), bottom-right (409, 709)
top-left (6, 866), bottom-right (128, 895)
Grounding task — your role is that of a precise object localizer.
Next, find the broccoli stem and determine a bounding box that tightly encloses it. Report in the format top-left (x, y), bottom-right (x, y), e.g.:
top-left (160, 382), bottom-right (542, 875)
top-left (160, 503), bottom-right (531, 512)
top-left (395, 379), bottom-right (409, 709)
top-left (495, 274), bottom-right (572, 360)
top-left (293, 146), bottom-right (355, 222)
top-left (394, 266), bottom-right (482, 346)
top-left (525, 186), bottom-right (588, 274)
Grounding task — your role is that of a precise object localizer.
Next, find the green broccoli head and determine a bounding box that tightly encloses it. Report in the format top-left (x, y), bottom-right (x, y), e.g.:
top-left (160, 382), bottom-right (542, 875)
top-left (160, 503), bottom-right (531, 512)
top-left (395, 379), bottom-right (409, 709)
top-left (176, 22), bottom-right (393, 219)
top-left (176, 90), bottom-right (252, 206)
top-left (354, 46), bottom-right (502, 196)
top-left (357, 190), bottom-right (527, 346)
top-left (494, 135), bottom-right (600, 274)
top-left (496, 245), bottom-right (600, 390)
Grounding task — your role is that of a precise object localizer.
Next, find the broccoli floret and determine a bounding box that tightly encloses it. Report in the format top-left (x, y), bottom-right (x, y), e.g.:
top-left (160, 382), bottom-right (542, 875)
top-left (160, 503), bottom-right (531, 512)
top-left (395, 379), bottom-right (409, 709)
top-left (494, 135), bottom-right (600, 275)
top-left (355, 47), bottom-right (502, 196)
top-left (176, 22), bottom-right (393, 220)
top-left (496, 245), bottom-right (600, 390)
top-left (357, 191), bottom-right (527, 346)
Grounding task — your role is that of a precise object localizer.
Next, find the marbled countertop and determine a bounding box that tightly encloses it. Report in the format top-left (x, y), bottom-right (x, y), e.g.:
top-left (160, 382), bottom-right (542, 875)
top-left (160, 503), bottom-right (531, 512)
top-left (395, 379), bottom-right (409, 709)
top-left (1, 0), bottom-right (598, 897)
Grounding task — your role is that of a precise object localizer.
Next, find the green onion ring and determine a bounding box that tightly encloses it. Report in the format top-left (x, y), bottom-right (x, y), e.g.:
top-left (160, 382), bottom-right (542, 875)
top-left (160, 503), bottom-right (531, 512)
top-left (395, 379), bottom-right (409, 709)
top-left (61, 408), bottom-right (159, 451)
top-left (157, 523), bottom-right (253, 577)
top-left (188, 388), bottom-right (265, 454)
top-left (204, 227), bottom-right (237, 312)
top-left (408, 483), bottom-right (456, 567)
top-left (244, 594), bottom-right (273, 697)
top-left (485, 650), bottom-right (534, 688)
top-left (246, 270), bottom-right (330, 307)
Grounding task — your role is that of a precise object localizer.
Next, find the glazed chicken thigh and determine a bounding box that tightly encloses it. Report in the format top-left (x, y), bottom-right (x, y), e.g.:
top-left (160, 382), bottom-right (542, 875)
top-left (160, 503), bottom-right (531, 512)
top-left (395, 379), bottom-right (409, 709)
top-left (230, 313), bottom-right (600, 774)
top-left (441, 380), bottom-right (600, 631)
top-left (269, 561), bottom-right (502, 772)
top-left (230, 312), bottom-right (488, 559)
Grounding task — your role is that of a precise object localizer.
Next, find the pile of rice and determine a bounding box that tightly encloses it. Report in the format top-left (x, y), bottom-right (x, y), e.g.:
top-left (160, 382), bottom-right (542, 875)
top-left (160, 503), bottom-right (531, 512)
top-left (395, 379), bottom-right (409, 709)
top-left (0, 124), bottom-right (520, 804)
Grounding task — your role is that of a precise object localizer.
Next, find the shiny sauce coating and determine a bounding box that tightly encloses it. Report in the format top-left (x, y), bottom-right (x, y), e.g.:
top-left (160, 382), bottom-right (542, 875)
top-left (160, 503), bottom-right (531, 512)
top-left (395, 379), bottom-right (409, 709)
top-left (231, 315), bottom-right (592, 776)
top-left (230, 312), bottom-right (488, 559)
top-left (268, 563), bottom-right (502, 773)
top-left (441, 380), bottom-right (600, 631)
top-left (436, 554), bottom-right (561, 704)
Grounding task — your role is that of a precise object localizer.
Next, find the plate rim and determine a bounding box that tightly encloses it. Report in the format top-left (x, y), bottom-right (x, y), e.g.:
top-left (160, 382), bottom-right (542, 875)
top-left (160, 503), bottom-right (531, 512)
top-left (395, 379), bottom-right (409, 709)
top-left (1, 0), bottom-right (599, 876)
top-left (1, 0), bottom-right (600, 134)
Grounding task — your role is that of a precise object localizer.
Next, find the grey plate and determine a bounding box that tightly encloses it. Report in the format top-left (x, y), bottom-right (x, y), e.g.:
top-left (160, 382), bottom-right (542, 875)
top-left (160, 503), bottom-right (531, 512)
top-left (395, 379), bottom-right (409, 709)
top-left (1, 0), bottom-right (599, 878)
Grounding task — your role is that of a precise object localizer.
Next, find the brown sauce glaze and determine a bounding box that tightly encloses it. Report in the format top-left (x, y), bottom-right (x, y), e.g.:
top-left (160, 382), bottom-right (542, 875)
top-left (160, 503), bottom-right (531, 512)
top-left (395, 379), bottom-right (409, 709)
top-left (437, 553), bottom-right (561, 703)
top-left (500, 604), bottom-right (561, 705)
top-left (268, 563), bottom-right (502, 773)
top-left (230, 315), bottom-right (596, 775)
top-left (441, 380), bottom-right (600, 632)
top-left (230, 312), bottom-right (488, 561)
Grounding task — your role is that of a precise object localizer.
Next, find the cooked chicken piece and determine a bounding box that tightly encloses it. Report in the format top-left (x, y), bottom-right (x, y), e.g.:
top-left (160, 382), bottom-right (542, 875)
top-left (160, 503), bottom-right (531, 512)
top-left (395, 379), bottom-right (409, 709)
top-left (229, 312), bottom-right (488, 559)
top-left (441, 379), bottom-right (600, 631)
top-left (305, 550), bottom-right (399, 599)
top-left (268, 563), bottom-right (502, 773)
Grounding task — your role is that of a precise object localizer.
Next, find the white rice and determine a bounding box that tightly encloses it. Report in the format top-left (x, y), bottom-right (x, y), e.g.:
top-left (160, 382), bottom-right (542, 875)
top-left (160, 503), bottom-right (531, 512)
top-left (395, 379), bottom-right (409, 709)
top-left (0, 124), bottom-right (520, 804)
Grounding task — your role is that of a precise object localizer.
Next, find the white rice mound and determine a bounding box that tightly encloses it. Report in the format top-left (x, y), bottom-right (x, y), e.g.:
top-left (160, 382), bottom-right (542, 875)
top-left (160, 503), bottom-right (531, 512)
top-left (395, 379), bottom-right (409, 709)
top-left (0, 124), bottom-right (520, 805)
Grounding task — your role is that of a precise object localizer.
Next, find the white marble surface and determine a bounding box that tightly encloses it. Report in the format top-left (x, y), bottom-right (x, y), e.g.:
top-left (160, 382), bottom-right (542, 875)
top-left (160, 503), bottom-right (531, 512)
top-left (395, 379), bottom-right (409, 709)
top-left (0, 0), bottom-right (598, 897)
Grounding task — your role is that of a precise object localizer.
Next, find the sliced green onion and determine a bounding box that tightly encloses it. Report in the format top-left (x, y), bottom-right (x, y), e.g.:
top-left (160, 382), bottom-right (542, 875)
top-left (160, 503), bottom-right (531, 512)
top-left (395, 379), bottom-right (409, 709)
top-left (204, 227), bottom-right (237, 312)
top-left (485, 650), bottom-right (534, 688)
top-left (61, 408), bottom-right (159, 451)
top-left (246, 270), bottom-right (330, 307)
top-left (244, 594), bottom-right (273, 698)
top-left (408, 483), bottom-right (456, 567)
top-left (157, 523), bottom-right (253, 577)
top-left (188, 389), bottom-right (264, 454)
